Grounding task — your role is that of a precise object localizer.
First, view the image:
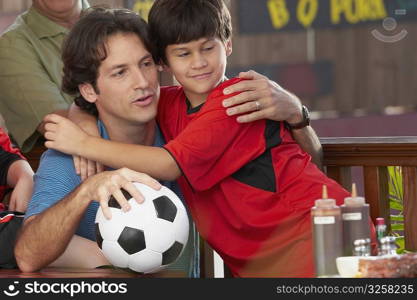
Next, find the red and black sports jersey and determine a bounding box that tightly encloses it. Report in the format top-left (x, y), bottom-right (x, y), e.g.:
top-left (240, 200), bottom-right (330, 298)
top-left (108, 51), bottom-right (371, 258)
top-left (0, 128), bottom-right (25, 208)
top-left (157, 78), bottom-right (350, 277)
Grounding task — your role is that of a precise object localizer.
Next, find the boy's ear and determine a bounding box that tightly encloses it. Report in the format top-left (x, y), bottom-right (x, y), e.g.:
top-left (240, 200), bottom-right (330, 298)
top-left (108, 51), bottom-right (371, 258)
top-left (79, 83), bottom-right (98, 103)
top-left (225, 40), bottom-right (233, 57)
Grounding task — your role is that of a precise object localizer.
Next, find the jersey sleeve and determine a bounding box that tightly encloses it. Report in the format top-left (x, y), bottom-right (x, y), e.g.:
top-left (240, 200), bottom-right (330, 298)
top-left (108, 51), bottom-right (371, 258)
top-left (164, 90), bottom-right (267, 192)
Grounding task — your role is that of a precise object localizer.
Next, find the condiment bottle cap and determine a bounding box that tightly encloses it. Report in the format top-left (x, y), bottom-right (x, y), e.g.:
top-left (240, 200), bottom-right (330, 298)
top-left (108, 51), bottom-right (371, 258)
top-left (376, 217), bottom-right (385, 225)
top-left (344, 197), bottom-right (366, 206)
top-left (315, 198), bottom-right (336, 208)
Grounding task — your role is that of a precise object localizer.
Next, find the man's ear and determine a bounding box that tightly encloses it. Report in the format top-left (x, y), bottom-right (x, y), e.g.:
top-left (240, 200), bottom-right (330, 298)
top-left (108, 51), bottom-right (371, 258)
top-left (225, 39), bottom-right (233, 57)
top-left (79, 83), bottom-right (98, 103)
top-left (162, 63), bottom-right (172, 74)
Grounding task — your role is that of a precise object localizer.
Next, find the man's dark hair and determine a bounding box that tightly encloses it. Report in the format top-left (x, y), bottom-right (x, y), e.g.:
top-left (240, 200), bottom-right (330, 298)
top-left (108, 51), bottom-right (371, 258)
top-left (148, 0), bottom-right (232, 65)
top-left (61, 7), bottom-right (154, 116)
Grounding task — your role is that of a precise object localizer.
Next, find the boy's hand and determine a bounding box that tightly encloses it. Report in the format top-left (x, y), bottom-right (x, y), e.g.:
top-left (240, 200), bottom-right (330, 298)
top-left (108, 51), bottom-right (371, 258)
top-left (80, 168), bottom-right (162, 220)
top-left (8, 175), bottom-right (33, 212)
top-left (222, 70), bottom-right (303, 124)
top-left (43, 114), bottom-right (88, 156)
top-left (74, 156), bottom-right (105, 182)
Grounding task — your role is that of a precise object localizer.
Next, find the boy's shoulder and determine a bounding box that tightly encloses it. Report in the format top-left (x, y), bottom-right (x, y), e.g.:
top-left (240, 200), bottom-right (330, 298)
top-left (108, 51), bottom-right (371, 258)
top-left (160, 85), bottom-right (183, 97)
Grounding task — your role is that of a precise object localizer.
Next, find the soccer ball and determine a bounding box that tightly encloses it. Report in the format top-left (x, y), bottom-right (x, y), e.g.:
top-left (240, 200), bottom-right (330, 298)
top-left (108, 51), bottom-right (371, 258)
top-left (95, 182), bottom-right (189, 274)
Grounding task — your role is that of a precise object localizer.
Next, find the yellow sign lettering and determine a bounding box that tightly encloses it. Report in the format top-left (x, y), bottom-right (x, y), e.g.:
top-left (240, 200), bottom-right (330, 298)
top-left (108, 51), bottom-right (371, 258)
top-left (344, 0), bottom-right (361, 23)
top-left (331, 0), bottom-right (345, 24)
top-left (267, 0), bottom-right (290, 29)
top-left (297, 0), bottom-right (319, 28)
top-left (331, 0), bottom-right (388, 25)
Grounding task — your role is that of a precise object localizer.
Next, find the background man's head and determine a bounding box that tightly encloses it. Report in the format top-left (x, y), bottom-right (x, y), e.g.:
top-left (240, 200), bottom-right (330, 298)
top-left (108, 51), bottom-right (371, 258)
top-left (32, 0), bottom-right (82, 26)
top-left (62, 7), bottom-right (158, 120)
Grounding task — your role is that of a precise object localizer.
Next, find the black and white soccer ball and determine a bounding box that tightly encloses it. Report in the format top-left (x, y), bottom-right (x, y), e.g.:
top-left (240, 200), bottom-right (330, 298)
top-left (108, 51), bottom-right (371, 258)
top-left (95, 182), bottom-right (189, 274)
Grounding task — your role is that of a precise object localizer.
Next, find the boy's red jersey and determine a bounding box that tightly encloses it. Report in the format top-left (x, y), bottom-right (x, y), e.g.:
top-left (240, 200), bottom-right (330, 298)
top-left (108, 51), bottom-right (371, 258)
top-left (157, 78), bottom-right (350, 277)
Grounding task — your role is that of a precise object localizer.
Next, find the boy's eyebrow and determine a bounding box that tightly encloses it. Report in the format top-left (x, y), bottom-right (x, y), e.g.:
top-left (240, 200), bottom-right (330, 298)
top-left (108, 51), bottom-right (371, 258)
top-left (170, 38), bottom-right (215, 51)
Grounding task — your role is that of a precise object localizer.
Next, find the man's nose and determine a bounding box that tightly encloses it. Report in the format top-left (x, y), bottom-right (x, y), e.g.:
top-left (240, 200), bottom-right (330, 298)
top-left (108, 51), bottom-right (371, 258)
top-left (132, 68), bottom-right (150, 89)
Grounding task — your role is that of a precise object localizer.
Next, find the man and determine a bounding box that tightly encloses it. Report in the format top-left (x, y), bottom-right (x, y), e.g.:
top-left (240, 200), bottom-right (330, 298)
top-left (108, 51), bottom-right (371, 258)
top-left (0, 0), bottom-right (87, 153)
top-left (14, 8), bottom-right (199, 276)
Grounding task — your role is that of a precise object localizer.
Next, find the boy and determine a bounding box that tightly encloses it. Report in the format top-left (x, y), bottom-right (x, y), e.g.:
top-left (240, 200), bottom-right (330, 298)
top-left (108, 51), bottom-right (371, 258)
top-left (44, 0), bottom-right (350, 277)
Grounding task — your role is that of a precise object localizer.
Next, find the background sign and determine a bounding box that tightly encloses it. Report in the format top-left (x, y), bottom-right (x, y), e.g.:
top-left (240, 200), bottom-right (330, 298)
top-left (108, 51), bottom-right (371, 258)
top-left (238, 0), bottom-right (417, 34)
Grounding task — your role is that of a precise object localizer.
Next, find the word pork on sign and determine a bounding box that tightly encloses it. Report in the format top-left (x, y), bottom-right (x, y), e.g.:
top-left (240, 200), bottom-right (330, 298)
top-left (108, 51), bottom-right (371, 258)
top-left (238, 0), bottom-right (415, 34)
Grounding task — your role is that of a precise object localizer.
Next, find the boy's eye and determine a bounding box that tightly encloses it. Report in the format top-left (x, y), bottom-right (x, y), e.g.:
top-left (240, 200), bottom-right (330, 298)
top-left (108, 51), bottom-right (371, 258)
top-left (203, 46), bottom-right (214, 51)
top-left (178, 52), bottom-right (189, 57)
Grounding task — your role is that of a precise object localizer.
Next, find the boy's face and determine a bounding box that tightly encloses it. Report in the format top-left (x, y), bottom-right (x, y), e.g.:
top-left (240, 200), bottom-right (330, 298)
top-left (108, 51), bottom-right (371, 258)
top-left (165, 37), bottom-right (232, 105)
top-left (81, 33), bottom-right (160, 126)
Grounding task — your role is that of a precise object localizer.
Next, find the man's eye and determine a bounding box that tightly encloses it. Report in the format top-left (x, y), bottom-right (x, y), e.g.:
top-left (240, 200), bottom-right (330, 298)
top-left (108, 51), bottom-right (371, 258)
top-left (142, 60), bottom-right (155, 67)
top-left (203, 46), bottom-right (214, 51)
top-left (113, 70), bottom-right (125, 77)
top-left (178, 52), bottom-right (189, 57)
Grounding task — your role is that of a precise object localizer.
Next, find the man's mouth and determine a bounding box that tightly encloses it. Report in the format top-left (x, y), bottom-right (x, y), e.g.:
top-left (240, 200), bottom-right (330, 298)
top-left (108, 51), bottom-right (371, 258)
top-left (132, 94), bottom-right (154, 106)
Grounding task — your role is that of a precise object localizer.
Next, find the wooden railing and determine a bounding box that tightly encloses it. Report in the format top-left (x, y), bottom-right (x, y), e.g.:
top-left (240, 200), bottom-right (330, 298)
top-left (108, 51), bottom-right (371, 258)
top-left (321, 136), bottom-right (417, 251)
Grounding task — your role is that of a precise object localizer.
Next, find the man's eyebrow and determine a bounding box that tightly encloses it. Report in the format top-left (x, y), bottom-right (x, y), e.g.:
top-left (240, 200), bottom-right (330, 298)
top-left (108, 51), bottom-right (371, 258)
top-left (107, 64), bottom-right (127, 72)
top-left (139, 53), bottom-right (153, 62)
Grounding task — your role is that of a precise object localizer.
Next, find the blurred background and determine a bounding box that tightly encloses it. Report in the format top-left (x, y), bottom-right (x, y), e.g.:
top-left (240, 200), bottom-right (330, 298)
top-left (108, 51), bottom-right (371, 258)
top-left (1, 0), bottom-right (416, 138)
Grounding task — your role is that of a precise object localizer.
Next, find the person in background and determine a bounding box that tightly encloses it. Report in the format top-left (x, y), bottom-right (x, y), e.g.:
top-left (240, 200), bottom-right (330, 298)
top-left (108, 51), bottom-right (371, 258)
top-left (0, 127), bottom-right (33, 213)
top-left (0, 0), bottom-right (89, 153)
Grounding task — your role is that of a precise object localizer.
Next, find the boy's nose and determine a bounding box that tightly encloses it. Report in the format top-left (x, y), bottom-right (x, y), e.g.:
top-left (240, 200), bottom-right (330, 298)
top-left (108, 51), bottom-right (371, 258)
top-left (191, 54), bottom-right (208, 69)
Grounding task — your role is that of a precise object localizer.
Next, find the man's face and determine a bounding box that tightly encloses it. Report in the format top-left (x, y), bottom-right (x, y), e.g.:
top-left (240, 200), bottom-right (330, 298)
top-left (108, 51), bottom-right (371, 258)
top-left (91, 33), bottom-right (160, 126)
top-left (33, 0), bottom-right (80, 14)
top-left (165, 37), bottom-right (232, 105)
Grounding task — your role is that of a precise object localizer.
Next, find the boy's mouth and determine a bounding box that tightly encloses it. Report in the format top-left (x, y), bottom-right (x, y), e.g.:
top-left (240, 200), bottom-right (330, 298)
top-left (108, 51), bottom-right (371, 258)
top-left (191, 72), bottom-right (212, 80)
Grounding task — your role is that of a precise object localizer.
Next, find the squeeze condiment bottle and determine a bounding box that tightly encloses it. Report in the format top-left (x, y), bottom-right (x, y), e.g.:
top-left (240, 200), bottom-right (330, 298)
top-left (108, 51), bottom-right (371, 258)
top-left (311, 185), bottom-right (343, 277)
top-left (341, 183), bottom-right (371, 256)
top-left (376, 217), bottom-right (387, 255)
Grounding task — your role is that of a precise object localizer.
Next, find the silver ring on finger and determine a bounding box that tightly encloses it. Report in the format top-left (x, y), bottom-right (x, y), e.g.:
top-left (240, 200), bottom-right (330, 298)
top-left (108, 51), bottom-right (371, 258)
top-left (254, 101), bottom-right (261, 111)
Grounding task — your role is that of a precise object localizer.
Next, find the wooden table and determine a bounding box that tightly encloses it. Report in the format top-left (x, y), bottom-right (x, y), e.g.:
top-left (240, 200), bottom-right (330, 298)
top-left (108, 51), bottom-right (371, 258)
top-left (0, 267), bottom-right (186, 278)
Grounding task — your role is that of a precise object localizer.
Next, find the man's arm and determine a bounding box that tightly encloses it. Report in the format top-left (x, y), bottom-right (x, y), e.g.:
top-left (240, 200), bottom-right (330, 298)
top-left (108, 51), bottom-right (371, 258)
top-left (0, 36), bottom-right (71, 151)
top-left (14, 167), bottom-right (160, 272)
top-left (221, 70), bottom-right (323, 168)
top-left (15, 185), bottom-right (91, 272)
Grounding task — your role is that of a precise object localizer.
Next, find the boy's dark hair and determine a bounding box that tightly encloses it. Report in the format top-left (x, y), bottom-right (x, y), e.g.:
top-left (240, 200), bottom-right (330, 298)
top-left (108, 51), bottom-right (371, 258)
top-left (61, 7), bottom-right (154, 116)
top-left (148, 0), bottom-right (232, 65)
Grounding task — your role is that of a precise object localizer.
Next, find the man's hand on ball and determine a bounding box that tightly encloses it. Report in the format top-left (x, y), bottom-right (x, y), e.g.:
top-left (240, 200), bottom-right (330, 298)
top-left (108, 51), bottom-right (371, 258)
top-left (82, 168), bottom-right (161, 219)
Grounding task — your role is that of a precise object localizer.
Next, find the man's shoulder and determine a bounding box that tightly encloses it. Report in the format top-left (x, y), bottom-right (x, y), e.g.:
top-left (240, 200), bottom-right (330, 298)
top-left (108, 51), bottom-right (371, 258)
top-left (36, 149), bottom-right (78, 179)
top-left (0, 13), bottom-right (31, 45)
